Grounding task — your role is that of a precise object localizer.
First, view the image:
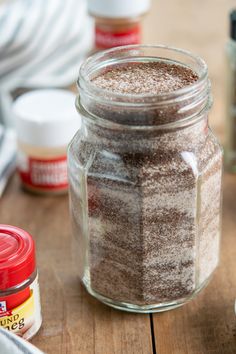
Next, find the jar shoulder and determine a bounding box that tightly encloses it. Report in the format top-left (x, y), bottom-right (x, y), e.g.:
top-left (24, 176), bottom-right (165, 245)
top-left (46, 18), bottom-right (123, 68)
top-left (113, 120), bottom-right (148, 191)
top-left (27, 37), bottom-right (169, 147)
top-left (68, 129), bottom-right (223, 186)
top-left (196, 129), bottom-right (223, 175)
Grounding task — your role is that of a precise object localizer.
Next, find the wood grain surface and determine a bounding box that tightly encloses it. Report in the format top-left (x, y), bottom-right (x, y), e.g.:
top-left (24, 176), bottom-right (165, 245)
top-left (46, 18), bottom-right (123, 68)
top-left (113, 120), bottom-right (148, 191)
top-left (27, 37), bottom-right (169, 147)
top-left (1, 177), bottom-right (153, 354)
top-left (153, 174), bottom-right (236, 354)
top-left (1, 1), bottom-right (236, 353)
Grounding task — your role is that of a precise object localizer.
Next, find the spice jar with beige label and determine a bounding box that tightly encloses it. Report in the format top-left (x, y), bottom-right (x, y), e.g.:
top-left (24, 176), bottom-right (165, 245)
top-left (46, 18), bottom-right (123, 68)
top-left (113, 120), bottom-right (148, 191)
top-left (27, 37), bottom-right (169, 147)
top-left (88, 0), bottom-right (150, 50)
top-left (68, 45), bottom-right (223, 313)
top-left (0, 225), bottom-right (42, 340)
top-left (13, 89), bottom-right (81, 195)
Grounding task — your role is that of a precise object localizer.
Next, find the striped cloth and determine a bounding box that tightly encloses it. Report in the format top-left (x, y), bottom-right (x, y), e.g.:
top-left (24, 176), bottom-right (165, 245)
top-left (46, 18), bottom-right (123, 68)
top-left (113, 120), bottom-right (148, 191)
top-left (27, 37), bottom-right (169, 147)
top-left (0, 0), bottom-right (93, 194)
top-left (0, 328), bottom-right (44, 354)
top-left (0, 0), bottom-right (93, 91)
top-left (0, 125), bottom-right (16, 196)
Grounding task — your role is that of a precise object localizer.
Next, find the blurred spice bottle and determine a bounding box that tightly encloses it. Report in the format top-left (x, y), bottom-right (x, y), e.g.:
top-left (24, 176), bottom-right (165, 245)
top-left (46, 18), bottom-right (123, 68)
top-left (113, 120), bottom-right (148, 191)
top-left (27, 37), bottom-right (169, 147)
top-left (225, 9), bottom-right (236, 172)
top-left (0, 225), bottom-right (42, 340)
top-left (13, 89), bottom-right (81, 195)
top-left (88, 0), bottom-right (151, 50)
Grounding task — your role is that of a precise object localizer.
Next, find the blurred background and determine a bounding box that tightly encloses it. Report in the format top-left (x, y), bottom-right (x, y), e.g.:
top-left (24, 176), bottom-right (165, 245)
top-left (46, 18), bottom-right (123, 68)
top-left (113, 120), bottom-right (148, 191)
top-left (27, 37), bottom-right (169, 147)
top-left (0, 1), bottom-right (235, 197)
top-left (0, 0), bottom-right (234, 196)
top-left (0, 0), bottom-right (234, 136)
top-left (0, 1), bottom-right (236, 353)
top-left (144, 0), bottom-right (236, 144)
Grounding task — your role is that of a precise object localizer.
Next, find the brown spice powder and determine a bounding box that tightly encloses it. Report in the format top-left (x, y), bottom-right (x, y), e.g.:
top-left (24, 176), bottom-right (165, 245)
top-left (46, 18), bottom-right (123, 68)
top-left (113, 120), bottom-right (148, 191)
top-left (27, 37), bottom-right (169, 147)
top-left (92, 62), bottom-right (198, 95)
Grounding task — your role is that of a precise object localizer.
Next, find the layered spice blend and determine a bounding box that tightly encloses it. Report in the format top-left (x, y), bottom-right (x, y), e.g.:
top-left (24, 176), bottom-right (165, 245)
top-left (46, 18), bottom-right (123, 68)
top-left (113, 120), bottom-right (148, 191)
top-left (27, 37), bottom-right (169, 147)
top-left (69, 59), bottom-right (222, 307)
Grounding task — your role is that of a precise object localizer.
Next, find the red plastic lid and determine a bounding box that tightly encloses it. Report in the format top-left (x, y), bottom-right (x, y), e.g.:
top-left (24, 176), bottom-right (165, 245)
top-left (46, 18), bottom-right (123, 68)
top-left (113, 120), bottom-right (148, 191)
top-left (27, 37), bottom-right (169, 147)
top-left (0, 225), bottom-right (36, 290)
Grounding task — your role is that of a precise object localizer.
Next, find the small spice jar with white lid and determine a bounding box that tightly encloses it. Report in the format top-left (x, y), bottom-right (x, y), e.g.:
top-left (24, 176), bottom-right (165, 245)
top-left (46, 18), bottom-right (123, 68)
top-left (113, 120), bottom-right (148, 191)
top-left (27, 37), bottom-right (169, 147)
top-left (0, 224), bottom-right (42, 340)
top-left (13, 89), bottom-right (81, 195)
top-left (88, 0), bottom-right (151, 49)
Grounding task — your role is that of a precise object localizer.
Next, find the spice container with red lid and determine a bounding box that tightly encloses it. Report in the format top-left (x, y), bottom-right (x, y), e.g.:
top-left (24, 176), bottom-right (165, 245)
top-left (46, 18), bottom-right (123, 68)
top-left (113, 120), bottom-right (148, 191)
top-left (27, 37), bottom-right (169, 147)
top-left (88, 0), bottom-right (150, 49)
top-left (0, 225), bottom-right (42, 339)
top-left (13, 89), bottom-right (81, 195)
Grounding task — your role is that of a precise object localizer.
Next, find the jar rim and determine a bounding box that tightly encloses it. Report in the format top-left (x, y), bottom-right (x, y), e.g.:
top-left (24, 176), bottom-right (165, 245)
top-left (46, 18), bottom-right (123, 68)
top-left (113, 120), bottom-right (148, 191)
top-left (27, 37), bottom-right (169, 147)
top-left (78, 44), bottom-right (208, 103)
top-left (78, 44), bottom-right (210, 128)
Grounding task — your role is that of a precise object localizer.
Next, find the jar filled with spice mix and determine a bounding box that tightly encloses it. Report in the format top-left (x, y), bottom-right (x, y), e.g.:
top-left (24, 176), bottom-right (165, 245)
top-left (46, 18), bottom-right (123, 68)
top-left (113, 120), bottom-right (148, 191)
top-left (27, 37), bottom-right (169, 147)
top-left (68, 45), bottom-right (223, 313)
top-left (13, 89), bottom-right (81, 195)
top-left (0, 225), bottom-right (42, 339)
top-left (88, 0), bottom-right (150, 49)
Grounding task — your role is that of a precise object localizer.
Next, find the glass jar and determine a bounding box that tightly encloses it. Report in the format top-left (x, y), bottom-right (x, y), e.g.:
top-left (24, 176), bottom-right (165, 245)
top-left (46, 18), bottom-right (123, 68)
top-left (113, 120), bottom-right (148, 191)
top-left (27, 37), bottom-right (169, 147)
top-left (68, 45), bottom-right (223, 313)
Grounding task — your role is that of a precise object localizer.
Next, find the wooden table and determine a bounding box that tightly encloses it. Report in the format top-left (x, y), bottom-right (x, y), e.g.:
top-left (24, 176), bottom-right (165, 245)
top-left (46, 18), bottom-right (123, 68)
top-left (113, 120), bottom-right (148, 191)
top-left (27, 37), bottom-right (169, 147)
top-left (1, 1), bottom-right (236, 353)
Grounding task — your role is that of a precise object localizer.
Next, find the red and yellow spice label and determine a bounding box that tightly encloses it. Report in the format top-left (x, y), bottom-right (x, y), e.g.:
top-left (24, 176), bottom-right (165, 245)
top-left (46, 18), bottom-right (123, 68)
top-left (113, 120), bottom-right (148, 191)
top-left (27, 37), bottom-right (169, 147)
top-left (0, 291), bottom-right (34, 333)
top-left (0, 277), bottom-right (42, 340)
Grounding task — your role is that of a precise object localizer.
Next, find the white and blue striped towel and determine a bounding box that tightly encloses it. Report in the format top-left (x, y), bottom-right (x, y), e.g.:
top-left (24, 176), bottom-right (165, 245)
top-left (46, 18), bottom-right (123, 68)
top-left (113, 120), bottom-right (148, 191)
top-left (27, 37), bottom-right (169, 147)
top-left (0, 124), bottom-right (16, 196)
top-left (0, 0), bottom-right (93, 92)
top-left (0, 328), bottom-right (44, 354)
top-left (0, 0), bottom-right (93, 194)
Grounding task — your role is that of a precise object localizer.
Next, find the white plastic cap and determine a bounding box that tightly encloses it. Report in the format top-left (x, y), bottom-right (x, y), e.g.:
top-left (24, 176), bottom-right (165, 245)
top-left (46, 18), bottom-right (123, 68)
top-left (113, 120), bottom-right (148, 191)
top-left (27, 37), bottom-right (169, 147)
top-left (13, 89), bottom-right (80, 148)
top-left (88, 0), bottom-right (151, 19)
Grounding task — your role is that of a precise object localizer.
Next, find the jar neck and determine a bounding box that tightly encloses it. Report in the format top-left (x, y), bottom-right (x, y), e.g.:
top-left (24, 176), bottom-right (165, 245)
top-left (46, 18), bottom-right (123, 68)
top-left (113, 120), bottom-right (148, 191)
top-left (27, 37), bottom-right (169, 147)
top-left (82, 114), bottom-right (209, 154)
top-left (77, 45), bottom-right (210, 129)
